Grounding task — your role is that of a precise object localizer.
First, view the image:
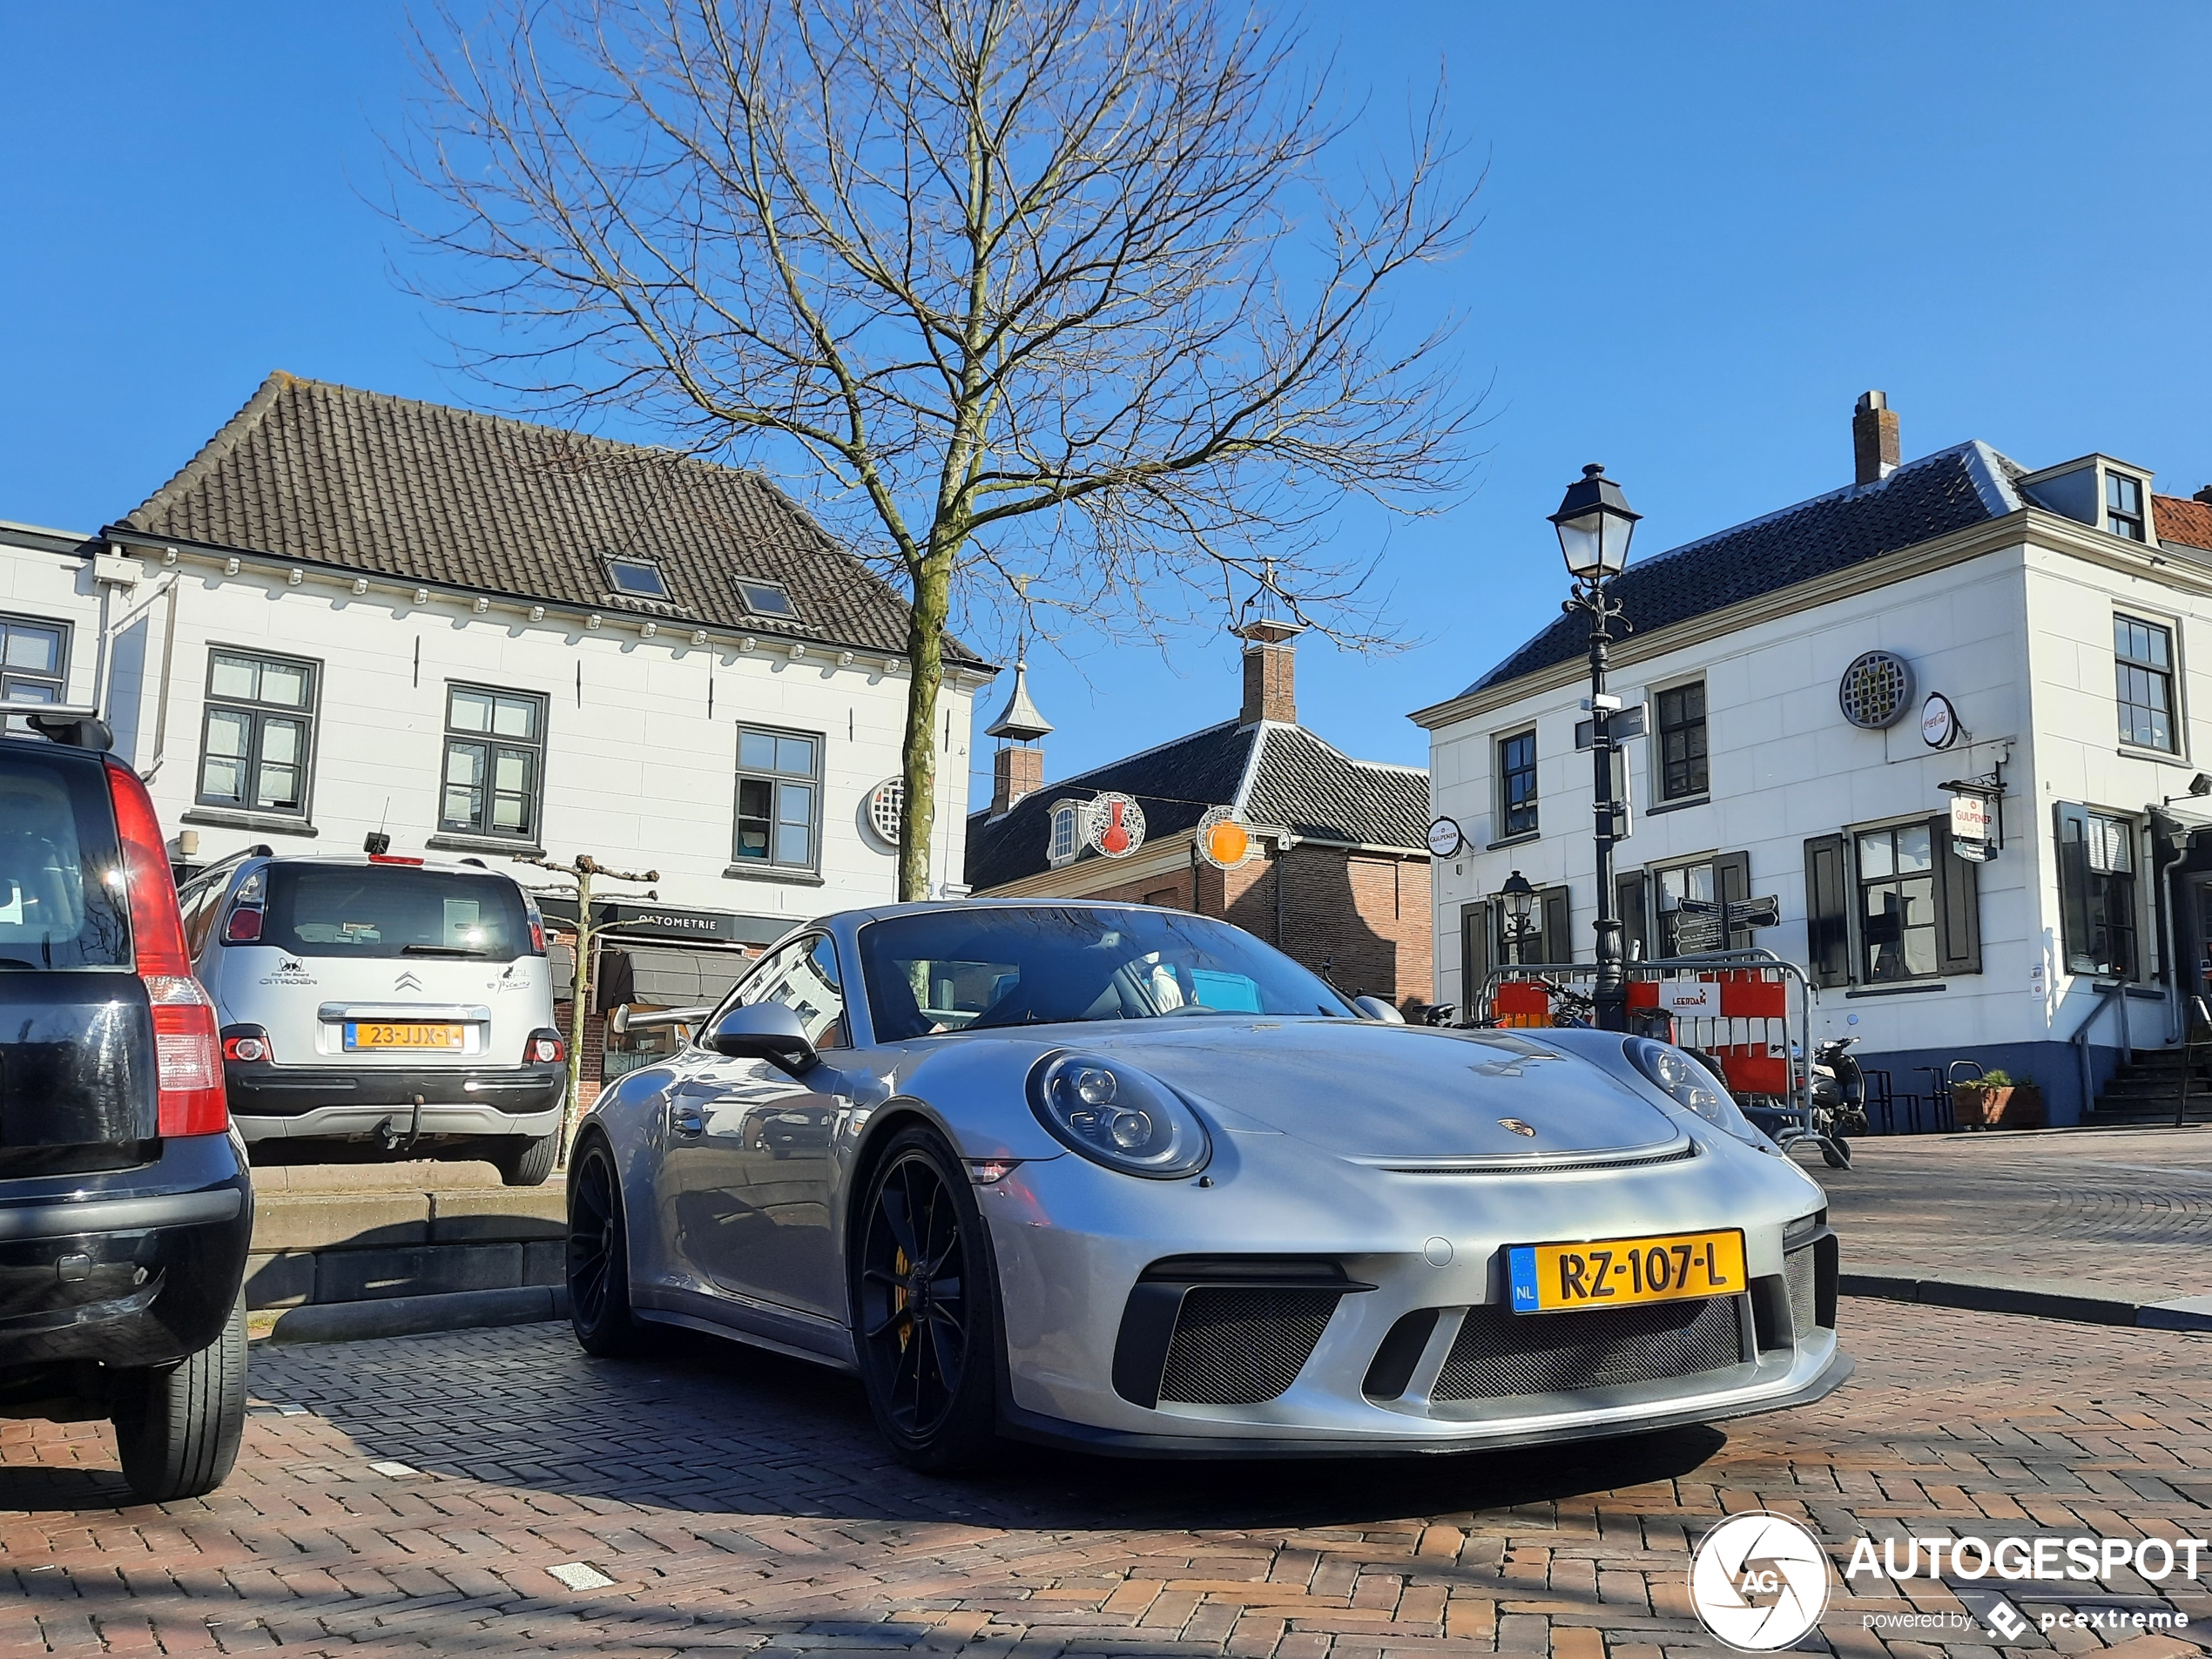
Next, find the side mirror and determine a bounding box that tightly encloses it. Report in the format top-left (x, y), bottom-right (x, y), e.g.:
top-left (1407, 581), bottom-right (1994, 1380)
top-left (1352, 995), bottom-right (1406, 1024)
top-left (706, 1001), bottom-right (818, 1075)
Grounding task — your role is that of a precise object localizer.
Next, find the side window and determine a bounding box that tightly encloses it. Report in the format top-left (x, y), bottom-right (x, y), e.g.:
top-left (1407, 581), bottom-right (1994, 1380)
top-left (732, 725), bottom-right (822, 872)
top-left (1, 612), bottom-right (71, 733)
top-left (178, 873), bottom-right (231, 960)
top-left (199, 648), bottom-right (319, 814)
top-left (1655, 680), bottom-right (1710, 801)
top-left (1497, 730), bottom-right (1537, 838)
top-left (740, 934), bottom-right (848, 1049)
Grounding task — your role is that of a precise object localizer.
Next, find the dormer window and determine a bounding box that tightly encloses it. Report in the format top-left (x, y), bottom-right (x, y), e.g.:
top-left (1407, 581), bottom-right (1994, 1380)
top-left (1049, 802), bottom-right (1079, 867)
top-left (605, 556), bottom-right (669, 599)
top-left (736, 578), bottom-right (796, 618)
top-left (2107, 473), bottom-right (2146, 541)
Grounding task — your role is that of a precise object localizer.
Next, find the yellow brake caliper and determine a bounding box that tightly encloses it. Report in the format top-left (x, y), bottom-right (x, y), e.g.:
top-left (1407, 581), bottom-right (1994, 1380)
top-left (893, 1245), bottom-right (911, 1351)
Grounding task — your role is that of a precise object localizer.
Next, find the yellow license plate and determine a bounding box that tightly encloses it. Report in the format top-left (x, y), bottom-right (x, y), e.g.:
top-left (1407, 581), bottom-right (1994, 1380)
top-left (1507, 1228), bottom-right (1746, 1313)
top-left (345, 1022), bottom-right (465, 1050)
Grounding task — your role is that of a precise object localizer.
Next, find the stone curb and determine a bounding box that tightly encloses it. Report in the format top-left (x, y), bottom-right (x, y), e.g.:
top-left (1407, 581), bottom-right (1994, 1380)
top-left (1842, 1271), bottom-right (2212, 1332)
top-left (262, 1285), bottom-right (570, 1345)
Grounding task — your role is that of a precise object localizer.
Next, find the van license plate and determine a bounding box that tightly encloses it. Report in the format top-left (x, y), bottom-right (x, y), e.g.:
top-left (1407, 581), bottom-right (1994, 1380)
top-left (344, 1022), bottom-right (465, 1051)
top-left (1507, 1228), bottom-right (1745, 1312)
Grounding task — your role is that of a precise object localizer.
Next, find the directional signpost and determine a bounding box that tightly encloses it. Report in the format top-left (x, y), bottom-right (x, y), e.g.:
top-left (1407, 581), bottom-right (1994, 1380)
top-left (1673, 894), bottom-right (1781, 953)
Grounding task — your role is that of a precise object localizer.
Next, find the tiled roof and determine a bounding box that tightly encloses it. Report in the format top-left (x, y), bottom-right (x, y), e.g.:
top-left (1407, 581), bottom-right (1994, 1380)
top-left (1244, 725), bottom-right (1430, 848)
top-left (1454, 442), bottom-right (2024, 701)
top-left (2157, 494), bottom-right (2212, 553)
top-left (117, 372), bottom-right (983, 665)
top-left (963, 717), bottom-right (1428, 891)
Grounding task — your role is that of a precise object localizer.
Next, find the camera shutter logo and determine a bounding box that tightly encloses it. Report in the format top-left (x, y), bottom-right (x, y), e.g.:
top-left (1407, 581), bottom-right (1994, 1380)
top-left (1687, 1512), bottom-right (1831, 1651)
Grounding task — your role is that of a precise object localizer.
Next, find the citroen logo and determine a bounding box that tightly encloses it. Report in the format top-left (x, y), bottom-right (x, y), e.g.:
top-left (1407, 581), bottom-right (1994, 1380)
top-left (394, 971), bottom-right (424, 993)
top-left (1498, 1117), bottom-right (1538, 1138)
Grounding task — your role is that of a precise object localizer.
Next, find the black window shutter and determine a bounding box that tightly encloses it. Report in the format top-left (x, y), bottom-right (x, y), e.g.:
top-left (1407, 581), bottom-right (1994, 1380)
top-left (1930, 814), bottom-right (1983, 975)
top-left (1803, 834), bottom-right (1851, 988)
top-left (1460, 900), bottom-right (1493, 1008)
top-left (2054, 802), bottom-right (2094, 972)
top-left (1715, 850), bottom-right (1753, 951)
top-left (1617, 870), bottom-right (1649, 962)
top-left (1541, 885), bottom-right (1573, 964)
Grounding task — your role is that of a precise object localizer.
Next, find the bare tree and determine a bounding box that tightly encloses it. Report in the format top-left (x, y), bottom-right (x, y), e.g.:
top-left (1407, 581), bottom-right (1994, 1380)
top-left (401, 0), bottom-right (1478, 900)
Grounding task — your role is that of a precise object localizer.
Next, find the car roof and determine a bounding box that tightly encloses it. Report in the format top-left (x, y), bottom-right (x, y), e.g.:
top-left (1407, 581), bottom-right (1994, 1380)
top-left (830, 897), bottom-right (1211, 927)
top-left (230, 852), bottom-right (532, 880)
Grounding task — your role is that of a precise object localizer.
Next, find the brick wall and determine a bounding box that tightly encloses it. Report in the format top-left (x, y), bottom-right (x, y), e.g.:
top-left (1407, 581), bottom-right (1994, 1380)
top-left (1222, 846), bottom-right (1432, 1012)
top-left (1006, 842), bottom-right (1433, 1015)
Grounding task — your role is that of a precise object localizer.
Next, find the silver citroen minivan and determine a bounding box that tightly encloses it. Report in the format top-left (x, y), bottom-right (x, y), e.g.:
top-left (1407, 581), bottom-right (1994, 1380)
top-left (179, 849), bottom-right (566, 1184)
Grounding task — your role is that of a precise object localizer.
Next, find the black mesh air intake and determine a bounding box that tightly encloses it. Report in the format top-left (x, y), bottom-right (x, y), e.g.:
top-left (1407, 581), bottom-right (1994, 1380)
top-left (1433, 1294), bottom-right (1745, 1402)
top-left (1156, 1286), bottom-right (1341, 1405)
top-left (1784, 1245), bottom-right (1818, 1340)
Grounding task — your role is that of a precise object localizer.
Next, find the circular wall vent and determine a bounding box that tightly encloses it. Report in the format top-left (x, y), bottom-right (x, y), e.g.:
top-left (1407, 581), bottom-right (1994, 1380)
top-left (866, 777), bottom-right (905, 846)
top-left (1838, 650), bottom-right (1915, 730)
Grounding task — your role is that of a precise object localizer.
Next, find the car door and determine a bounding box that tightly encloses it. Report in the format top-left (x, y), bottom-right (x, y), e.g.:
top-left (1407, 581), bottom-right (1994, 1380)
top-left (668, 934), bottom-right (853, 1320)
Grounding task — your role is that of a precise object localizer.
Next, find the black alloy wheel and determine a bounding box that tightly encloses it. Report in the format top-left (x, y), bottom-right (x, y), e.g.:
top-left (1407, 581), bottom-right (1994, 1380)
top-left (568, 1141), bottom-right (647, 1355)
top-left (853, 1128), bottom-right (997, 1470)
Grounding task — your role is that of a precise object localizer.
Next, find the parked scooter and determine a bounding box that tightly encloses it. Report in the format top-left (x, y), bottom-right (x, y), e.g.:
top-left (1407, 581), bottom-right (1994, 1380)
top-left (1809, 1035), bottom-right (1872, 1141)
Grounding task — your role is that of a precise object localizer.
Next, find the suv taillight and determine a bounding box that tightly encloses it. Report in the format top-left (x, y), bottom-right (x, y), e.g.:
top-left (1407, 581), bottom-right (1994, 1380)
top-left (224, 906), bottom-right (264, 942)
top-left (223, 1026), bottom-right (274, 1063)
top-left (527, 1028), bottom-right (565, 1065)
top-left (105, 757), bottom-right (230, 1136)
top-left (150, 976), bottom-right (226, 1133)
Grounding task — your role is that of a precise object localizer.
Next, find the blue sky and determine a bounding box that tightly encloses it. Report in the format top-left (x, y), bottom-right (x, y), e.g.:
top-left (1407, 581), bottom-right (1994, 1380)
top-left (4, 3), bottom-right (2209, 812)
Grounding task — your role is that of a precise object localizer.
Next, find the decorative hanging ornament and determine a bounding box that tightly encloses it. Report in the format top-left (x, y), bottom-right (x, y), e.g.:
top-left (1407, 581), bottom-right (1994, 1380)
top-left (1083, 792), bottom-right (1147, 859)
top-left (1196, 806), bottom-right (1260, 870)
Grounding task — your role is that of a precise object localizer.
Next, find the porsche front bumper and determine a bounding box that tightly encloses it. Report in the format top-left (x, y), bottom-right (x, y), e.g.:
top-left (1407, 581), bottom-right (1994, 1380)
top-left (981, 1129), bottom-right (1851, 1455)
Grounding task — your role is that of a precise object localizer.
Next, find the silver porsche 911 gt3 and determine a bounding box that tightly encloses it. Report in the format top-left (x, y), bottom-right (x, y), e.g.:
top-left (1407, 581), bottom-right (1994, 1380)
top-left (566, 901), bottom-right (1850, 1468)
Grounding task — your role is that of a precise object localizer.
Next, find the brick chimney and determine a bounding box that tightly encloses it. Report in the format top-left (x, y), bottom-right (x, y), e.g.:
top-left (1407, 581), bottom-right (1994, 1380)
top-left (983, 640), bottom-right (1051, 815)
top-left (1238, 618), bottom-right (1302, 725)
top-left (991, 745), bottom-right (1044, 814)
top-left (1852, 390), bottom-right (1900, 485)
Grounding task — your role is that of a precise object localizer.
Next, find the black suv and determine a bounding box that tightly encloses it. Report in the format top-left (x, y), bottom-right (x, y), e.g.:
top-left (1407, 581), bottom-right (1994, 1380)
top-left (0, 729), bottom-right (253, 1501)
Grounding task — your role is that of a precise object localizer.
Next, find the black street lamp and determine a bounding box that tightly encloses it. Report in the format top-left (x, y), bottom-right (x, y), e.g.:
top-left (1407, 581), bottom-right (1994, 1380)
top-left (1498, 870), bottom-right (1536, 965)
top-left (1548, 463), bottom-right (1642, 1030)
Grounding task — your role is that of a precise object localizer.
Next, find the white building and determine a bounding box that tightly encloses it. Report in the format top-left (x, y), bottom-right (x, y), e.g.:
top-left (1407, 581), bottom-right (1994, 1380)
top-left (2, 374), bottom-right (987, 1055)
top-left (1413, 393), bottom-right (2212, 1125)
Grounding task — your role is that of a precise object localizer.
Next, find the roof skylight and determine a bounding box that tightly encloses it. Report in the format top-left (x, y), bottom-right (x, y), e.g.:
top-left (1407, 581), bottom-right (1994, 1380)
top-left (605, 556), bottom-right (669, 599)
top-left (736, 577), bottom-right (797, 618)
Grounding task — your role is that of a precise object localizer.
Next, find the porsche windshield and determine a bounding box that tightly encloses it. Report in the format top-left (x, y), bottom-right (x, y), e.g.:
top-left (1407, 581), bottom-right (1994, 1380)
top-left (857, 907), bottom-right (1354, 1038)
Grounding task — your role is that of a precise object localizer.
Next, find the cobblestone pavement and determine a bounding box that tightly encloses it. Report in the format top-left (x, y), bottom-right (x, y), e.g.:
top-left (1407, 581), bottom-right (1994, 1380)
top-left (6, 1302), bottom-right (2212, 1657)
top-left (1817, 1126), bottom-right (2212, 1298)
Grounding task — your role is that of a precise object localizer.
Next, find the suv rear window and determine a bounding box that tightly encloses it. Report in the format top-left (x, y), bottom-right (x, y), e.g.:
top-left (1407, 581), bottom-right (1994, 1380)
top-left (0, 743), bottom-right (130, 970)
top-left (260, 866), bottom-right (529, 962)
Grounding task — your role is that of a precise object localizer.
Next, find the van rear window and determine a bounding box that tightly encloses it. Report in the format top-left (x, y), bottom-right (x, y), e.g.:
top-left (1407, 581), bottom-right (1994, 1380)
top-left (0, 745), bottom-right (130, 970)
top-left (260, 867), bottom-right (529, 962)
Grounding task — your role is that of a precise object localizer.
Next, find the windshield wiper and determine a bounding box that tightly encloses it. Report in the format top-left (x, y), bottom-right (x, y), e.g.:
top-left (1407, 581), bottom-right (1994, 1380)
top-left (400, 944), bottom-right (489, 957)
top-left (0, 957), bottom-right (44, 970)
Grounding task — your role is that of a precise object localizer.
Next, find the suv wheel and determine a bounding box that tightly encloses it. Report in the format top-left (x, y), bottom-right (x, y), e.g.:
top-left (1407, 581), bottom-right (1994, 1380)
top-left (111, 1295), bottom-right (248, 1502)
top-left (496, 1131), bottom-right (561, 1187)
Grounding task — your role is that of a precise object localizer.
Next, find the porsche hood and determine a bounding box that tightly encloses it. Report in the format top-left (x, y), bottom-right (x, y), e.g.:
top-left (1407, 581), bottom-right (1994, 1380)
top-left (1036, 1022), bottom-right (1683, 1162)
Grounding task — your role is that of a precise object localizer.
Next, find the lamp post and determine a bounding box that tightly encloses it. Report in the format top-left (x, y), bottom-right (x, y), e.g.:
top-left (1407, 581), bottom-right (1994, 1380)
top-left (1548, 463), bottom-right (1642, 1031)
top-left (1498, 870), bottom-right (1536, 965)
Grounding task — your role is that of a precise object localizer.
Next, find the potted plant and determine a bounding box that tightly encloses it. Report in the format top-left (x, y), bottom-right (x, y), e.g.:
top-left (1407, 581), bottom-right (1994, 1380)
top-left (1952, 1069), bottom-right (2046, 1130)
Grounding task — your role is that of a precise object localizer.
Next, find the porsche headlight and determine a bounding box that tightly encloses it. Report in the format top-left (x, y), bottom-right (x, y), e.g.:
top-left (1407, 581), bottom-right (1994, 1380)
top-left (1626, 1037), bottom-right (1769, 1147)
top-left (1028, 1052), bottom-right (1211, 1179)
